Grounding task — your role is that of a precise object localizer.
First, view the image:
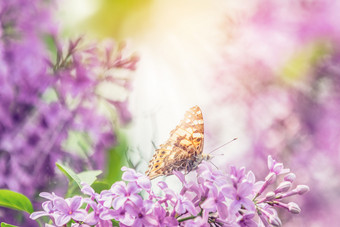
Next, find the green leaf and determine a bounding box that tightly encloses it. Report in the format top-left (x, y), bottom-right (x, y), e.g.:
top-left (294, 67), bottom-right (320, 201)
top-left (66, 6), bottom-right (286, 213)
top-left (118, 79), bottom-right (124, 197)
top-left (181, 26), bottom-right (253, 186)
top-left (112, 219), bottom-right (120, 226)
top-left (0, 190), bottom-right (33, 214)
top-left (91, 181), bottom-right (110, 193)
top-left (105, 130), bottom-right (127, 184)
top-left (77, 170), bottom-right (102, 186)
top-left (1, 223), bottom-right (18, 227)
top-left (56, 162), bottom-right (82, 188)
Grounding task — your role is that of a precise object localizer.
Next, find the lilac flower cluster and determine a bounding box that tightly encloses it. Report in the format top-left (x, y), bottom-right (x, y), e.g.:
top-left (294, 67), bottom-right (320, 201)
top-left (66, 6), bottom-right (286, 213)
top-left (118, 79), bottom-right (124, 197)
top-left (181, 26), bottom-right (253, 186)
top-left (0, 0), bottom-right (138, 202)
top-left (31, 156), bottom-right (309, 226)
top-left (210, 1), bottom-right (340, 225)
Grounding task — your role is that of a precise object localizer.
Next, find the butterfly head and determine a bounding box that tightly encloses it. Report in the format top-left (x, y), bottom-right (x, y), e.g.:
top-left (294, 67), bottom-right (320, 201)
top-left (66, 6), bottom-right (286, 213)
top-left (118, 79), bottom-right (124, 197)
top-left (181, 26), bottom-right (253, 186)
top-left (202, 153), bottom-right (212, 161)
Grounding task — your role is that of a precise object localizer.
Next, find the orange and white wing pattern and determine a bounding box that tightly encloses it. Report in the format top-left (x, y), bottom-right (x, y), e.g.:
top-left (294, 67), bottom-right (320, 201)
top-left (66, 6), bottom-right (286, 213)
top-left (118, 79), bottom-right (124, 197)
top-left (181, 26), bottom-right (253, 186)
top-left (145, 106), bottom-right (204, 179)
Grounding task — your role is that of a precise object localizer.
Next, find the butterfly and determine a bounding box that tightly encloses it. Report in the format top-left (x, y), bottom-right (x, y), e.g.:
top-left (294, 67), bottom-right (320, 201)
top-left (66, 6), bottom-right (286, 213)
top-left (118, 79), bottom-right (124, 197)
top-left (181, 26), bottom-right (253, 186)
top-left (146, 106), bottom-right (211, 180)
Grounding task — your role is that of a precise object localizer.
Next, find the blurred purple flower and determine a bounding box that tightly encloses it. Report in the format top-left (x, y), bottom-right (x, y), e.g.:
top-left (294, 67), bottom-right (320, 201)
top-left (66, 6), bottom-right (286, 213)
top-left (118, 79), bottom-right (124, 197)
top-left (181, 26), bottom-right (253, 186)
top-left (0, 1), bottom-right (138, 225)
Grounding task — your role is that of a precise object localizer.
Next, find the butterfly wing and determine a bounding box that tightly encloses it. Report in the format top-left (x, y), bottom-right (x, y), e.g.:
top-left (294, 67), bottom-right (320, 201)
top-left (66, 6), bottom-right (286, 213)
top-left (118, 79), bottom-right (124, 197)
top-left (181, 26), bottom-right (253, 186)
top-left (146, 106), bottom-right (204, 179)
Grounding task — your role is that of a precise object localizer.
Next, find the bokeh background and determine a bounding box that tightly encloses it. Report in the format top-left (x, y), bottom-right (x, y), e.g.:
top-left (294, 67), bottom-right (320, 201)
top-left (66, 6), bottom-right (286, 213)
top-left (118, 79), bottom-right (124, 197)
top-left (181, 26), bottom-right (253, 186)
top-left (1, 0), bottom-right (340, 226)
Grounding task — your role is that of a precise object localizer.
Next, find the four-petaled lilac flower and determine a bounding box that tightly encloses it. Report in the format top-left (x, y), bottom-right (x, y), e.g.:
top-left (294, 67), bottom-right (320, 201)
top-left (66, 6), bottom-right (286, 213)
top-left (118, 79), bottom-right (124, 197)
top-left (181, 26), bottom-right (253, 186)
top-left (30, 201), bottom-right (56, 220)
top-left (162, 185), bottom-right (197, 216)
top-left (201, 185), bottom-right (228, 219)
top-left (111, 181), bottom-right (143, 209)
top-left (53, 196), bottom-right (87, 226)
top-left (152, 203), bottom-right (178, 227)
top-left (237, 211), bottom-right (257, 227)
top-left (100, 206), bottom-right (134, 226)
top-left (121, 166), bottom-right (151, 191)
top-left (222, 181), bottom-right (255, 215)
top-left (125, 201), bottom-right (159, 227)
top-left (268, 155), bottom-right (290, 175)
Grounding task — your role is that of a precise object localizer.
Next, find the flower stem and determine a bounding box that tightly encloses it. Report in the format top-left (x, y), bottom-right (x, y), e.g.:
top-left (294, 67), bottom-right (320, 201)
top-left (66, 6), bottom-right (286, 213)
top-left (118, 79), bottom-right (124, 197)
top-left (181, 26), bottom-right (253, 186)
top-left (177, 208), bottom-right (203, 222)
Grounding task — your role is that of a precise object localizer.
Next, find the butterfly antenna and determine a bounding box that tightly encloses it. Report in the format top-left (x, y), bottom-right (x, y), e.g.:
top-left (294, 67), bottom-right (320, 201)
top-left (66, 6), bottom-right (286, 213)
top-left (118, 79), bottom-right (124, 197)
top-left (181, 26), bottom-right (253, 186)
top-left (209, 160), bottom-right (219, 169)
top-left (208, 137), bottom-right (238, 155)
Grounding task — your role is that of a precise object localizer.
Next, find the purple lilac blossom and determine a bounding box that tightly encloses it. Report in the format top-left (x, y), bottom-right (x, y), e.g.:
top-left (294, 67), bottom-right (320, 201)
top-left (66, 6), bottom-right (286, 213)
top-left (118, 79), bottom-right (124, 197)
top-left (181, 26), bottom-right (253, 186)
top-left (31, 155), bottom-right (309, 226)
top-left (210, 0), bottom-right (340, 225)
top-left (0, 0), bottom-right (138, 225)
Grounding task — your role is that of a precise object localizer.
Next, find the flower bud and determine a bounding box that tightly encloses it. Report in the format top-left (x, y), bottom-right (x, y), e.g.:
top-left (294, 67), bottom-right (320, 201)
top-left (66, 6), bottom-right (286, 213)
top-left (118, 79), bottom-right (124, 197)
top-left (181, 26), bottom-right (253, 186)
top-left (288, 202), bottom-right (301, 214)
top-left (284, 173), bottom-right (296, 182)
top-left (269, 215), bottom-right (282, 227)
top-left (265, 191), bottom-right (276, 200)
top-left (265, 172), bottom-right (276, 184)
top-left (275, 181), bottom-right (291, 193)
top-left (296, 185), bottom-right (310, 195)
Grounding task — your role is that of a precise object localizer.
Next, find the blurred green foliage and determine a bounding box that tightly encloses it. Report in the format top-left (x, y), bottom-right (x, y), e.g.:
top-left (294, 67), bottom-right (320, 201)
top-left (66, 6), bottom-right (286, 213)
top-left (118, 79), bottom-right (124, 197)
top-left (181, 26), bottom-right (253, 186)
top-left (104, 130), bottom-right (128, 184)
top-left (280, 41), bottom-right (332, 84)
top-left (83, 0), bottom-right (153, 40)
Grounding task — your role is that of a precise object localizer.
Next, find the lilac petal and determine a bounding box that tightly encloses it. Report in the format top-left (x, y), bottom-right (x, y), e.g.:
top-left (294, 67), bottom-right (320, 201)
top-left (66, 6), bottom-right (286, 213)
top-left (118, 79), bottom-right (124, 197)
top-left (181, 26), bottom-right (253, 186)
top-left (158, 181), bottom-right (168, 190)
top-left (54, 198), bottom-right (69, 213)
top-left (124, 204), bottom-right (138, 217)
top-left (175, 201), bottom-right (185, 214)
top-left (112, 197), bottom-right (127, 210)
top-left (96, 220), bottom-right (113, 227)
top-left (246, 171), bottom-right (255, 183)
top-left (71, 209), bottom-right (87, 221)
top-left (122, 169), bottom-right (137, 181)
top-left (127, 182), bottom-right (141, 194)
top-left (143, 200), bottom-right (154, 212)
top-left (230, 200), bottom-right (241, 215)
top-left (121, 166), bottom-right (129, 171)
top-left (129, 194), bottom-right (142, 207)
top-left (183, 200), bottom-right (198, 216)
top-left (273, 163), bottom-right (283, 174)
top-left (81, 184), bottom-right (95, 196)
top-left (241, 198), bottom-right (255, 211)
top-left (100, 190), bottom-right (113, 198)
top-left (100, 209), bottom-right (117, 220)
top-left (267, 155), bottom-right (274, 170)
top-left (30, 211), bottom-right (49, 220)
top-left (238, 182), bottom-right (253, 197)
top-left (137, 176), bottom-right (151, 190)
top-left (70, 196), bottom-right (83, 211)
top-left (42, 201), bottom-right (54, 212)
top-left (164, 216), bottom-right (179, 226)
top-left (163, 188), bottom-right (177, 200)
top-left (217, 202), bottom-right (228, 219)
top-left (221, 186), bottom-right (236, 199)
top-left (173, 171), bottom-right (186, 184)
top-left (84, 211), bottom-right (98, 225)
top-left (201, 197), bottom-right (216, 210)
top-left (39, 192), bottom-right (56, 200)
top-left (209, 184), bottom-right (218, 197)
top-left (111, 182), bottom-right (126, 195)
top-left (144, 215), bottom-right (159, 226)
top-left (55, 214), bottom-right (71, 226)
top-left (120, 215), bottom-right (135, 226)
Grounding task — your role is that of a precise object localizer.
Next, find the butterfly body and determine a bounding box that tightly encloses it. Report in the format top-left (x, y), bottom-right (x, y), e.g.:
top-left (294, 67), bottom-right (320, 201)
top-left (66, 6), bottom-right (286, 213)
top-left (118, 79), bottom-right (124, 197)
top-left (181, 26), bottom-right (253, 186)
top-left (146, 106), bottom-right (210, 180)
